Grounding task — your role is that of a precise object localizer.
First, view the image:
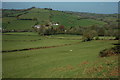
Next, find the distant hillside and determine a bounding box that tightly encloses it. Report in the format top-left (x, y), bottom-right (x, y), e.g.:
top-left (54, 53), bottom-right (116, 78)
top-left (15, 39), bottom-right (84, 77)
top-left (2, 7), bottom-right (118, 31)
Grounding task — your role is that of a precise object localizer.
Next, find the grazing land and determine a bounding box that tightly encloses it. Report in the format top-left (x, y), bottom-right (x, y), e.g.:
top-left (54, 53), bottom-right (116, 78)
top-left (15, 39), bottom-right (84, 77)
top-left (2, 7), bottom-right (119, 78)
top-left (2, 32), bottom-right (119, 78)
top-left (2, 8), bottom-right (110, 31)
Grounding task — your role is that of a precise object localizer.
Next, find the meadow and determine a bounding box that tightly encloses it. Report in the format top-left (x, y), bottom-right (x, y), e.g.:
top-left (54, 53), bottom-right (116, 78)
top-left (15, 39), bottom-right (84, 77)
top-left (2, 7), bottom-right (119, 78)
top-left (3, 8), bottom-right (109, 31)
top-left (2, 32), bottom-right (119, 78)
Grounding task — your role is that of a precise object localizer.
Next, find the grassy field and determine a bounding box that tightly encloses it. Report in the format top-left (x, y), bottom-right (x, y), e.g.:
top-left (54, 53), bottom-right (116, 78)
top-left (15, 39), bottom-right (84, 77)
top-left (2, 32), bottom-right (119, 78)
top-left (3, 20), bottom-right (36, 30)
top-left (2, 33), bottom-right (81, 51)
top-left (50, 11), bottom-right (106, 28)
top-left (3, 8), bottom-right (108, 30)
top-left (2, 8), bottom-right (119, 78)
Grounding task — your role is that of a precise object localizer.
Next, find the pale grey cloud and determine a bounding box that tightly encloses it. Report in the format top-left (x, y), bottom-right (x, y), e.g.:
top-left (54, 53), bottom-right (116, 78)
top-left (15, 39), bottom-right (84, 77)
top-left (2, 0), bottom-right (120, 2)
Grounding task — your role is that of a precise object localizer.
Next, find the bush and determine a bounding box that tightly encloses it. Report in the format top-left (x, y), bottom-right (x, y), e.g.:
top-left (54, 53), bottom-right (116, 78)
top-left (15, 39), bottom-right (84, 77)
top-left (115, 36), bottom-right (120, 40)
top-left (99, 49), bottom-right (114, 57)
top-left (82, 30), bottom-right (97, 42)
top-left (111, 46), bottom-right (120, 54)
top-left (95, 36), bottom-right (100, 40)
top-left (99, 46), bottom-right (119, 57)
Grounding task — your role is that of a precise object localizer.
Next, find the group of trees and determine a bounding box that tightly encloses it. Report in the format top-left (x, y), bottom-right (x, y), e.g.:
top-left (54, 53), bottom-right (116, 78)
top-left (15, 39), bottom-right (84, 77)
top-left (34, 23), bottom-right (119, 41)
top-left (33, 25), bottom-right (65, 36)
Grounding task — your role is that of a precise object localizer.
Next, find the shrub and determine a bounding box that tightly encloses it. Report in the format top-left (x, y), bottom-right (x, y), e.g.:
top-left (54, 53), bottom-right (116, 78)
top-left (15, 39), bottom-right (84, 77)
top-left (82, 30), bottom-right (98, 42)
top-left (95, 36), bottom-right (100, 40)
top-left (115, 36), bottom-right (120, 40)
top-left (111, 46), bottom-right (120, 54)
top-left (99, 46), bottom-right (119, 57)
top-left (99, 49), bottom-right (114, 57)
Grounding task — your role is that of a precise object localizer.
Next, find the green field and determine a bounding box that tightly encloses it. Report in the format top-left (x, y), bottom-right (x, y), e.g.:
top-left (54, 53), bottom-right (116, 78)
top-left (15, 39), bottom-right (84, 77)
top-left (3, 19), bottom-right (36, 30)
top-left (2, 8), bottom-right (119, 78)
top-left (3, 8), bottom-right (108, 30)
top-left (50, 11), bottom-right (106, 27)
top-left (2, 32), bottom-right (119, 78)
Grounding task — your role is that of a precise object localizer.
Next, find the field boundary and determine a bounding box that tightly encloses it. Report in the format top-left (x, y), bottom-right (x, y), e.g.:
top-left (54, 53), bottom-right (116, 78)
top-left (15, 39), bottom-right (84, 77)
top-left (3, 39), bottom-right (41, 42)
top-left (2, 42), bottom-right (81, 53)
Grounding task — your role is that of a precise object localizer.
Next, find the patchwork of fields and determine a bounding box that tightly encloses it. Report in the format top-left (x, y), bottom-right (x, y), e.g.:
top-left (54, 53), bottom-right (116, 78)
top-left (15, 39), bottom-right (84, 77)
top-left (3, 8), bottom-right (108, 31)
top-left (2, 32), bottom-right (119, 78)
top-left (2, 7), bottom-right (119, 78)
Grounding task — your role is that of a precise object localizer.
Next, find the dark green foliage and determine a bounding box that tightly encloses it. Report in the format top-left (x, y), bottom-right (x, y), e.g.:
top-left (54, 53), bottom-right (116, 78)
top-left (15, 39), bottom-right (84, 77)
top-left (2, 8), bottom-right (118, 38)
top-left (36, 26), bottom-right (57, 36)
top-left (95, 36), bottom-right (100, 40)
top-left (115, 36), bottom-right (120, 40)
top-left (111, 46), bottom-right (120, 54)
top-left (82, 30), bottom-right (97, 41)
top-left (38, 26), bottom-right (46, 36)
top-left (99, 46), bottom-right (120, 57)
top-left (99, 49), bottom-right (114, 57)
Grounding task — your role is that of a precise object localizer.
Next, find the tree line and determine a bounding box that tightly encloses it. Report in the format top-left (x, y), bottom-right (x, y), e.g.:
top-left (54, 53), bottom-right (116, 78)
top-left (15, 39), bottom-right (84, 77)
top-left (33, 24), bottom-right (119, 41)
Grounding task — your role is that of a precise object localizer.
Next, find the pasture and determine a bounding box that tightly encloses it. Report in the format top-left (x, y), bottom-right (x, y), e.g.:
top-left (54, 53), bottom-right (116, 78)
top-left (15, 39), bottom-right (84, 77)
top-left (49, 10), bottom-right (107, 28)
top-left (3, 8), bottom-right (108, 31)
top-left (2, 8), bottom-right (119, 78)
top-left (3, 19), bottom-right (36, 30)
top-left (2, 32), bottom-right (119, 78)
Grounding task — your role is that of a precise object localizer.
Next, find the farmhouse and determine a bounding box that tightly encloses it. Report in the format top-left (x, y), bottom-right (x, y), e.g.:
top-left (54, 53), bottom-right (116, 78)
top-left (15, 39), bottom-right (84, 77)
top-left (53, 23), bottom-right (59, 26)
top-left (33, 25), bottom-right (41, 29)
top-left (33, 24), bottom-right (51, 29)
top-left (33, 22), bottom-right (59, 29)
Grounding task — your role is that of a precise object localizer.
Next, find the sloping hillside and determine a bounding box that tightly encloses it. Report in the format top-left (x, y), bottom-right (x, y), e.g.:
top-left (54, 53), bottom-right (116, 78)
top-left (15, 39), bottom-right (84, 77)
top-left (2, 7), bottom-right (117, 31)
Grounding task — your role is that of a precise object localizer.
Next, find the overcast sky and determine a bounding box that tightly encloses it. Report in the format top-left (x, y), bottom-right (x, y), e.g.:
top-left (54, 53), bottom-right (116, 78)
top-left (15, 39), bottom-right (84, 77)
top-left (1, 0), bottom-right (120, 2)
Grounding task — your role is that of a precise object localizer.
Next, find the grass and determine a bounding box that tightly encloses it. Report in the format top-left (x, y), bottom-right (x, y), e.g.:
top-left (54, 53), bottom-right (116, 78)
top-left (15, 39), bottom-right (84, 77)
top-left (2, 8), bottom-right (118, 78)
top-left (4, 20), bottom-right (36, 30)
top-left (3, 17), bottom-right (16, 23)
top-left (2, 33), bottom-right (81, 51)
top-left (50, 11), bottom-right (106, 28)
top-left (98, 36), bottom-right (115, 40)
top-left (50, 11), bottom-right (79, 27)
top-left (3, 32), bottom-right (38, 35)
top-left (2, 17), bottom-right (17, 29)
top-left (49, 34), bottom-right (82, 39)
top-left (2, 8), bottom-right (107, 30)
top-left (2, 32), bottom-right (119, 78)
top-left (19, 8), bottom-right (50, 25)
top-left (76, 19), bottom-right (106, 27)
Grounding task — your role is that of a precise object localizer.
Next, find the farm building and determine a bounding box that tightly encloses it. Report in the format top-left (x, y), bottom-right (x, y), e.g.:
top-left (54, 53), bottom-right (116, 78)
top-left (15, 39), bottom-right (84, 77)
top-left (53, 23), bottom-right (59, 26)
top-left (33, 25), bottom-right (50, 29)
top-left (33, 22), bottom-right (59, 29)
top-left (34, 25), bottom-right (41, 29)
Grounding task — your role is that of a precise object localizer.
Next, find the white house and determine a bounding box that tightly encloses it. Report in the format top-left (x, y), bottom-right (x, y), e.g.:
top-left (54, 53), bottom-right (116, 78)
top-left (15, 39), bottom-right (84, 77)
top-left (34, 25), bottom-right (41, 29)
top-left (53, 23), bottom-right (59, 26)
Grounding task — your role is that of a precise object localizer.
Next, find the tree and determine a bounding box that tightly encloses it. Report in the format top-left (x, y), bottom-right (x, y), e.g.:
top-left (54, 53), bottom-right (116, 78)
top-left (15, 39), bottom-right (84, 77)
top-left (113, 30), bottom-right (120, 40)
top-left (82, 30), bottom-right (97, 41)
top-left (38, 26), bottom-right (46, 36)
top-left (59, 25), bottom-right (65, 31)
top-left (98, 27), bottom-right (105, 36)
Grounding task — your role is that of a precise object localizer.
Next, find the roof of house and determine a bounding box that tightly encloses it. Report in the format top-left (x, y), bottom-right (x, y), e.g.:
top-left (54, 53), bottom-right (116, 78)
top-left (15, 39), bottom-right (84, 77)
top-left (34, 25), bottom-right (41, 28)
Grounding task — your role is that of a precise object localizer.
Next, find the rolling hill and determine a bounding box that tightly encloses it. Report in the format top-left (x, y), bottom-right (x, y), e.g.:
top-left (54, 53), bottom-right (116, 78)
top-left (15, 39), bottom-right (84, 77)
top-left (2, 7), bottom-right (117, 31)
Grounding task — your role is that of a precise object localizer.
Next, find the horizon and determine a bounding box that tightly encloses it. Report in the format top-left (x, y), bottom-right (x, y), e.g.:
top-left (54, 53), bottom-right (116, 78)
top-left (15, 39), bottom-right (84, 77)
top-left (2, 0), bottom-right (120, 2)
top-left (2, 2), bottom-right (118, 14)
top-left (2, 7), bottom-right (118, 15)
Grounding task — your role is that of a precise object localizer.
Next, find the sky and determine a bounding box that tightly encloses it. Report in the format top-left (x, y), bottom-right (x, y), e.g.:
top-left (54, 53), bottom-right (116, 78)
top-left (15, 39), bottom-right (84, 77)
top-left (1, 0), bottom-right (120, 2)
